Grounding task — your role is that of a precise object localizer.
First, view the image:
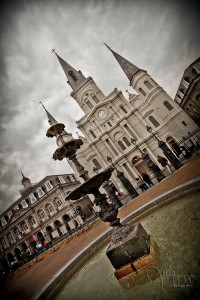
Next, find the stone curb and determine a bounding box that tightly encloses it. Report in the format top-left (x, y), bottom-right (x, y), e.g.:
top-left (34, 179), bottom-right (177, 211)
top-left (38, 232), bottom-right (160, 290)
top-left (34, 176), bottom-right (200, 300)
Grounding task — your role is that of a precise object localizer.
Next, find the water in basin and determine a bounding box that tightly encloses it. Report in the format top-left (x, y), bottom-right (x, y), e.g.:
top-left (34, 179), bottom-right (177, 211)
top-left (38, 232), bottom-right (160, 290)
top-left (54, 191), bottom-right (200, 300)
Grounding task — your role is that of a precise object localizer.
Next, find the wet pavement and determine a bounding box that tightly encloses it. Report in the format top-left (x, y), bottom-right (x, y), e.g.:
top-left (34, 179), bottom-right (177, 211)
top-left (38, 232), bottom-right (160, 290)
top-left (2, 154), bottom-right (200, 300)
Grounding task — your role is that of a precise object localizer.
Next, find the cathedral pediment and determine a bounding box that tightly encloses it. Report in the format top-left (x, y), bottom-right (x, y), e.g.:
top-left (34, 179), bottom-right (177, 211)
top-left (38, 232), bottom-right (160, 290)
top-left (9, 208), bottom-right (28, 224)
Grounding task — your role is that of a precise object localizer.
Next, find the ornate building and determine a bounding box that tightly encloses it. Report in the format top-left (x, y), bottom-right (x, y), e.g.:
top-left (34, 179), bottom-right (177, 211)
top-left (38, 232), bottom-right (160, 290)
top-left (174, 57), bottom-right (200, 127)
top-left (52, 45), bottom-right (198, 191)
top-left (0, 172), bottom-right (93, 267)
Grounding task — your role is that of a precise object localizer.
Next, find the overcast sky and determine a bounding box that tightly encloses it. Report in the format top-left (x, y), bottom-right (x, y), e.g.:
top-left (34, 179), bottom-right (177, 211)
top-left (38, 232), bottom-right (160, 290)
top-left (0, 0), bottom-right (199, 214)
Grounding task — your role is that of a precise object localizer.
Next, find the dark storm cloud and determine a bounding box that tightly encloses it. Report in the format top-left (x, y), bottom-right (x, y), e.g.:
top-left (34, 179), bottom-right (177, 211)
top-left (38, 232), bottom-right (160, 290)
top-left (0, 0), bottom-right (199, 214)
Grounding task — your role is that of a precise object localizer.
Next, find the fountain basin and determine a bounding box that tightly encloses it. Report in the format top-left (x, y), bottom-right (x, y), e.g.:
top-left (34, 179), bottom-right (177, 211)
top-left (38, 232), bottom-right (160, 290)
top-left (54, 189), bottom-right (200, 300)
top-left (34, 177), bottom-right (200, 300)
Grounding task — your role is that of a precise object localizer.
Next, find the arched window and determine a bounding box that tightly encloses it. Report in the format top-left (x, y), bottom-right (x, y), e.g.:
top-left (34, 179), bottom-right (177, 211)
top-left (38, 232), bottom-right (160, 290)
top-left (108, 121), bottom-right (112, 127)
top-left (68, 71), bottom-right (78, 81)
top-left (7, 233), bottom-right (15, 244)
top-left (86, 100), bottom-right (93, 109)
top-left (14, 227), bottom-right (22, 239)
top-left (37, 210), bottom-right (46, 220)
top-left (53, 197), bottom-right (63, 208)
top-left (21, 221), bottom-right (29, 231)
top-left (120, 105), bottom-right (127, 114)
top-left (92, 95), bottom-right (99, 103)
top-left (144, 81), bottom-right (153, 89)
top-left (139, 88), bottom-right (146, 96)
top-left (90, 130), bottom-right (96, 138)
top-left (28, 216), bottom-right (36, 226)
top-left (93, 159), bottom-right (102, 170)
top-left (46, 204), bottom-right (54, 214)
top-left (118, 140), bottom-right (126, 150)
top-left (164, 101), bottom-right (173, 111)
top-left (1, 238), bottom-right (8, 249)
top-left (149, 116), bottom-right (160, 128)
top-left (123, 137), bottom-right (131, 146)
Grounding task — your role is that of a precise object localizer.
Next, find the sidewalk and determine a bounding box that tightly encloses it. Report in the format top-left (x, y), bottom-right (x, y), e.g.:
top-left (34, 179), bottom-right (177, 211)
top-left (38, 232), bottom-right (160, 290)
top-left (3, 154), bottom-right (200, 300)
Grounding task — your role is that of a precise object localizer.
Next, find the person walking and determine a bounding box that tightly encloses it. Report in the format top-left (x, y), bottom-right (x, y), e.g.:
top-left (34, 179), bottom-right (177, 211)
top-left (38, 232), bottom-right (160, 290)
top-left (157, 155), bottom-right (172, 174)
top-left (142, 172), bottom-right (154, 187)
top-left (136, 178), bottom-right (148, 192)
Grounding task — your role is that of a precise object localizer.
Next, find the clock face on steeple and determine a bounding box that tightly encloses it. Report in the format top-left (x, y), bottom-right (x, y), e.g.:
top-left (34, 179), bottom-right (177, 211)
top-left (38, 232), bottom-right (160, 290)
top-left (98, 110), bottom-right (107, 119)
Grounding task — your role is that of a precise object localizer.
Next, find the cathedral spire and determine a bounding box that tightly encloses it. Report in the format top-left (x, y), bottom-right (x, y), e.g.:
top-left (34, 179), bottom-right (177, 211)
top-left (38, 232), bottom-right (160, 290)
top-left (104, 43), bottom-right (141, 81)
top-left (52, 49), bottom-right (86, 91)
top-left (39, 102), bottom-right (58, 126)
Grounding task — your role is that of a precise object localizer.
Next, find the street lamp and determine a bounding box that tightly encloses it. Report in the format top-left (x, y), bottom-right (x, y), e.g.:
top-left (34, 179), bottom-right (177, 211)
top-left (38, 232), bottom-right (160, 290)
top-left (106, 156), bottom-right (138, 199)
top-left (131, 139), bottom-right (165, 182)
top-left (146, 126), bottom-right (183, 170)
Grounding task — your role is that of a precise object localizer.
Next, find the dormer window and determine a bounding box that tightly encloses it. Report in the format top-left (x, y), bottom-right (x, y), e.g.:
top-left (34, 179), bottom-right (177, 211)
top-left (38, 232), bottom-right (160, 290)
top-left (68, 71), bottom-right (78, 81)
top-left (29, 193), bottom-right (37, 204)
top-left (45, 180), bottom-right (53, 191)
top-left (1, 217), bottom-right (7, 226)
top-left (58, 176), bottom-right (65, 184)
top-left (37, 187), bottom-right (45, 198)
top-left (21, 199), bottom-right (28, 208)
top-left (69, 175), bottom-right (76, 182)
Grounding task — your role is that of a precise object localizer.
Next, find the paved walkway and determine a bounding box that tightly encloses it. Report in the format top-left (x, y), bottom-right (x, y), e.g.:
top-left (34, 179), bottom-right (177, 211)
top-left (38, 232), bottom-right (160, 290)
top-left (2, 154), bottom-right (200, 300)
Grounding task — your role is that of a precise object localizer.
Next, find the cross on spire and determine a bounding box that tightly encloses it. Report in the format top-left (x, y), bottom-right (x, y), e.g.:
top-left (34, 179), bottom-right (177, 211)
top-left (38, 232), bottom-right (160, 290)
top-left (52, 48), bottom-right (56, 54)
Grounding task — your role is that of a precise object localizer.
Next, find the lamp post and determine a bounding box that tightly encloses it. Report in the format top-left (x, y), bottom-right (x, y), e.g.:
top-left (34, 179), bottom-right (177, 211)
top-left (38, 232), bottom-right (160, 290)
top-left (106, 157), bottom-right (138, 199)
top-left (146, 126), bottom-right (183, 170)
top-left (131, 138), bottom-right (165, 182)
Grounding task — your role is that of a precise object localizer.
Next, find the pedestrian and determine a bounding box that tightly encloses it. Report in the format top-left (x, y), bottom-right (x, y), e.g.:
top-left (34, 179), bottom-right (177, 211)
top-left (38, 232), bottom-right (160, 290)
top-left (43, 240), bottom-right (49, 249)
top-left (157, 155), bottom-right (172, 174)
top-left (142, 173), bottom-right (154, 187)
top-left (136, 178), bottom-right (148, 192)
top-left (179, 146), bottom-right (192, 159)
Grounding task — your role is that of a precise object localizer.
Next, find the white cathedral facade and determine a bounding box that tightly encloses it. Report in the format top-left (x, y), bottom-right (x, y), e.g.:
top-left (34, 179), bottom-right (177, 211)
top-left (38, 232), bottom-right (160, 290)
top-left (51, 45), bottom-right (198, 192)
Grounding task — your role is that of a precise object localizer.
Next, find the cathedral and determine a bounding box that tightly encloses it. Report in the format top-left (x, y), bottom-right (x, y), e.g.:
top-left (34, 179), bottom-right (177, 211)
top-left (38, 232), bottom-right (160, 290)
top-left (50, 44), bottom-right (198, 192)
top-left (0, 45), bottom-right (199, 268)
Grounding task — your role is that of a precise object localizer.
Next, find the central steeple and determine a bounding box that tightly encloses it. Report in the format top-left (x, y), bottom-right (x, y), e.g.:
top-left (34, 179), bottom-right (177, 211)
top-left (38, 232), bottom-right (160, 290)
top-left (53, 50), bottom-right (86, 91)
top-left (104, 43), bottom-right (141, 82)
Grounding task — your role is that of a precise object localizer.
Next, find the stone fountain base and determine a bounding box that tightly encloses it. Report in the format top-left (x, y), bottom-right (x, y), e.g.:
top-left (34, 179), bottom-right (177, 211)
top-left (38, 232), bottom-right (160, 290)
top-left (106, 223), bottom-right (156, 280)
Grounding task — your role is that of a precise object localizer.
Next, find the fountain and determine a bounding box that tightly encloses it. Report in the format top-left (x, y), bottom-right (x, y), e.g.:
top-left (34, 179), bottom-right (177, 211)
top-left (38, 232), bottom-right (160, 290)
top-left (46, 116), bottom-right (155, 280)
top-left (55, 190), bottom-right (200, 300)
